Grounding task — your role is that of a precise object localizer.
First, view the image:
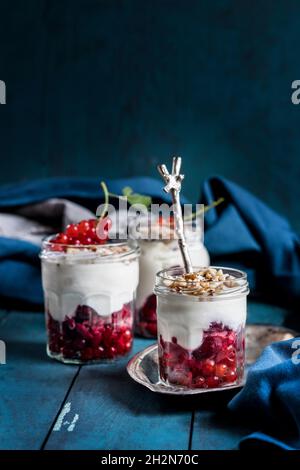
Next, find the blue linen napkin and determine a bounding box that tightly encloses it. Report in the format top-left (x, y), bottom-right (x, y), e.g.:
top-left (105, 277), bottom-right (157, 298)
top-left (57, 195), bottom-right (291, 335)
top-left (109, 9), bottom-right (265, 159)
top-left (0, 177), bottom-right (178, 306)
top-left (202, 177), bottom-right (300, 304)
top-left (0, 174), bottom-right (300, 306)
top-left (228, 338), bottom-right (300, 449)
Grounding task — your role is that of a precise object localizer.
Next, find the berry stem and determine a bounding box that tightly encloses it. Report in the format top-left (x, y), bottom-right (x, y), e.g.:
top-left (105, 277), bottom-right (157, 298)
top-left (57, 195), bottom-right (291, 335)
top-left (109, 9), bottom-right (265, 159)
top-left (99, 181), bottom-right (110, 220)
top-left (183, 197), bottom-right (225, 222)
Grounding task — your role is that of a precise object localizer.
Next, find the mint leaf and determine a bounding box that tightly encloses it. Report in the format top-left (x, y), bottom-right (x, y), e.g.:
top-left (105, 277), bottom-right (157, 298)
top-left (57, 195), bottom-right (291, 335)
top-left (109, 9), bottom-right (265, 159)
top-left (122, 186), bottom-right (133, 197)
top-left (121, 186), bottom-right (152, 208)
top-left (127, 193), bottom-right (152, 208)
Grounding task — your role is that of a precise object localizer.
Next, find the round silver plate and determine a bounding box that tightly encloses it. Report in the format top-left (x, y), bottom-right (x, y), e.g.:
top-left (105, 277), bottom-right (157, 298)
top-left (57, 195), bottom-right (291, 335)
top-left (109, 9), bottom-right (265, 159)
top-left (127, 324), bottom-right (298, 395)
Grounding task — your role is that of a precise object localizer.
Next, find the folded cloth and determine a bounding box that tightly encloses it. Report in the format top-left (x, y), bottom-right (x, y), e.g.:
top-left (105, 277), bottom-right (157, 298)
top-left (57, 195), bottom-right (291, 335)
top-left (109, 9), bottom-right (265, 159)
top-left (0, 176), bottom-right (173, 208)
top-left (0, 199), bottom-right (95, 245)
top-left (0, 175), bottom-right (300, 307)
top-left (0, 177), bottom-right (176, 306)
top-left (228, 338), bottom-right (300, 449)
top-left (202, 177), bottom-right (300, 304)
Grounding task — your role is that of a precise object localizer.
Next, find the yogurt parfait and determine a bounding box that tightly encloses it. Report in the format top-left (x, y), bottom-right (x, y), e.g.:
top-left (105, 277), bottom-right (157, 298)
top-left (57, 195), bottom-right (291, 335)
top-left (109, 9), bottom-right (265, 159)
top-left (154, 267), bottom-right (249, 390)
top-left (40, 218), bottom-right (140, 364)
top-left (132, 216), bottom-right (209, 337)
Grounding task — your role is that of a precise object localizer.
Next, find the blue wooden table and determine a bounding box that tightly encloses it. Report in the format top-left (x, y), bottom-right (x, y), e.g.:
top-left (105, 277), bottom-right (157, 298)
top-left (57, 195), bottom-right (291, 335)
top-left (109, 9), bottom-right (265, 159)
top-left (0, 301), bottom-right (292, 450)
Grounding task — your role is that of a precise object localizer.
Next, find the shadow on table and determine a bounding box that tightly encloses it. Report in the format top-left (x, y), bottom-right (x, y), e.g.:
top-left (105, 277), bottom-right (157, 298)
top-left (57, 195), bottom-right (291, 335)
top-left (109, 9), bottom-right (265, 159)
top-left (2, 340), bottom-right (48, 364)
top-left (80, 363), bottom-right (241, 416)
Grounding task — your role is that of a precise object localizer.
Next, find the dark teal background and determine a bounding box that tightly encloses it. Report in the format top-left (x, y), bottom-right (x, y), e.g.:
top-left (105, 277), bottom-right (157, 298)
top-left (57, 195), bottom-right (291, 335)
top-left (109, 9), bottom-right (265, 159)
top-left (0, 0), bottom-right (300, 229)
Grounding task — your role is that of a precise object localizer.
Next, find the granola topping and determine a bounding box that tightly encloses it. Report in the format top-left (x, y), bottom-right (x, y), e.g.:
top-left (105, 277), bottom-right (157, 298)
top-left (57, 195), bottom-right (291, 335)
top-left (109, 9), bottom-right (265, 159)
top-left (65, 244), bottom-right (130, 256)
top-left (164, 268), bottom-right (239, 297)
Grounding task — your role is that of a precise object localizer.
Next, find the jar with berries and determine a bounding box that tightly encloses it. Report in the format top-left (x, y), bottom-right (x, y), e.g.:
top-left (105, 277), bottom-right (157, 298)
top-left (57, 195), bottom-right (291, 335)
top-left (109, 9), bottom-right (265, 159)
top-left (131, 214), bottom-right (209, 338)
top-left (154, 266), bottom-right (248, 390)
top-left (40, 218), bottom-right (140, 364)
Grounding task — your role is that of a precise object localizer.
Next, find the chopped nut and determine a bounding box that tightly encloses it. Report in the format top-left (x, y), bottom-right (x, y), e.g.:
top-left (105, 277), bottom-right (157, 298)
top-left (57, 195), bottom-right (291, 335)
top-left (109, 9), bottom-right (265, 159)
top-left (208, 268), bottom-right (217, 276)
top-left (165, 267), bottom-right (239, 297)
top-left (224, 280), bottom-right (237, 288)
top-left (185, 273), bottom-right (197, 280)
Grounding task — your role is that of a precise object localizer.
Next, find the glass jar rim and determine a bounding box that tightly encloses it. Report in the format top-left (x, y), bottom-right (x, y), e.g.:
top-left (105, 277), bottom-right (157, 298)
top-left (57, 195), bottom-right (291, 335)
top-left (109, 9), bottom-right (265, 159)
top-left (40, 235), bottom-right (140, 263)
top-left (154, 266), bottom-right (249, 301)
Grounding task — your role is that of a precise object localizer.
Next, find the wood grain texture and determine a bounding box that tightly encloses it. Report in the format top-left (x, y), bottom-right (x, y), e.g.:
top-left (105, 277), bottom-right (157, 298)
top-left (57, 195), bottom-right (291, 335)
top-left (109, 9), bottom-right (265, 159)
top-left (191, 407), bottom-right (252, 450)
top-left (0, 301), bottom-right (293, 450)
top-left (0, 312), bottom-right (79, 450)
top-left (45, 337), bottom-right (193, 450)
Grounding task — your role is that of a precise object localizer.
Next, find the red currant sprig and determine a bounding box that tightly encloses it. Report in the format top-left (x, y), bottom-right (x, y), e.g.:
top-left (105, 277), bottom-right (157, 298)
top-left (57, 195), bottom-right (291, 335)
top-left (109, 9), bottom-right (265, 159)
top-left (51, 217), bottom-right (112, 247)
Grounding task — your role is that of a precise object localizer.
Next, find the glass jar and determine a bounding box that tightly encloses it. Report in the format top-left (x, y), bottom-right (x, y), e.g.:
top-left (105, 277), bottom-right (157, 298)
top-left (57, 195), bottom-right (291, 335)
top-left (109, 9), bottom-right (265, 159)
top-left (40, 238), bottom-right (140, 364)
top-left (154, 267), bottom-right (249, 390)
top-left (131, 216), bottom-right (209, 338)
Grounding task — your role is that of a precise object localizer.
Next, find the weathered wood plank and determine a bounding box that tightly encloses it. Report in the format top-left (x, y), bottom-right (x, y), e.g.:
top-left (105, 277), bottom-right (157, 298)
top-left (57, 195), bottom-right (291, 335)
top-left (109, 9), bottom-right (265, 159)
top-left (0, 301), bottom-right (292, 450)
top-left (191, 407), bottom-right (252, 450)
top-left (0, 312), bottom-right (79, 450)
top-left (45, 338), bottom-right (193, 450)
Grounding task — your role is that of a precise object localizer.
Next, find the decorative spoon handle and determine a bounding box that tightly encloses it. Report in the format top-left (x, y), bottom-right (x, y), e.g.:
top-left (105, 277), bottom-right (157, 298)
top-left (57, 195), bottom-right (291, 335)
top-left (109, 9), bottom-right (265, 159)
top-left (157, 156), bottom-right (193, 273)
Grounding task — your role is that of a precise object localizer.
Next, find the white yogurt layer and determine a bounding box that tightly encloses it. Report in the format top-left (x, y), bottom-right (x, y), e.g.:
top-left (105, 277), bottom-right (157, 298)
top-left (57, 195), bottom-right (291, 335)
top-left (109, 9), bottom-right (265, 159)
top-left (136, 240), bottom-right (210, 309)
top-left (41, 258), bottom-right (139, 322)
top-left (156, 294), bottom-right (247, 351)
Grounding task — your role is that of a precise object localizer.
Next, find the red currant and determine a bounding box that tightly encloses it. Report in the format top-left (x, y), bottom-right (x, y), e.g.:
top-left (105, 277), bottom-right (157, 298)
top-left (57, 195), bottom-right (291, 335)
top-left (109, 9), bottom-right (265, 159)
top-left (66, 224), bottom-right (79, 238)
top-left (201, 359), bottom-right (215, 377)
top-left (50, 243), bottom-right (65, 252)
top-left (123, 341), bottom-right (132, 352)
top-left (192, 376), bottom-right (206, 388)
top-left (122, 329), bottom-right (132, 341)
top-left (78, 220), bottom-right (90, 235)
top-left (225, 369), bottom-right (237, 383)
top-left (108, 346), bottom-right (117, 357)
top-left (55, 233), bottom-right (69, 244)
top-left (81, 347), bottom-right (94, 361)
top-left (215, 363), bottom-right (228, 378)
top-left (86, 226), bottom-right (96, 239)
top-left (205, 376), bottom-right (220, 388)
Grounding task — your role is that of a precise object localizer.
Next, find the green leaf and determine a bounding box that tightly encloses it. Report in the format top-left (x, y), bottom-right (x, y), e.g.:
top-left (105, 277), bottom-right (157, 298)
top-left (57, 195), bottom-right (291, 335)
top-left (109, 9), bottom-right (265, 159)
top-left (122, 186), bottom-right (133, 197)
top-left (121, 186), bottom-right (152, 208)
top-left (127, 193), bottom-right (152, 208)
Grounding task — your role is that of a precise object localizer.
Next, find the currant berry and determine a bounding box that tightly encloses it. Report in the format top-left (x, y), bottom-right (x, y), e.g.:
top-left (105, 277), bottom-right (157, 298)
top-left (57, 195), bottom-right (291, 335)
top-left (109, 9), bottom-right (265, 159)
top-left (192, 376), bottom-right (206, 388)
top-left (55, 233), bottom-right (69, 244)
top-left (122, 329), bottom-right (132, 340)
top-left (86, 226), bottom-right (96, 239)
top-left (225, 369), bottom-right (237, 383)
top-left (108, 346), bottom-right (117, 357)
top-left (205, 376), bottom-right (220, 388)
top-left (201, 359), bottom-right (215, 377)
top-left (66, 224), bottom-right (79, 238)
top-left (215, 363), bottom-right (228, 378)
top-left (78, 220), bottom-right (90, 235)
